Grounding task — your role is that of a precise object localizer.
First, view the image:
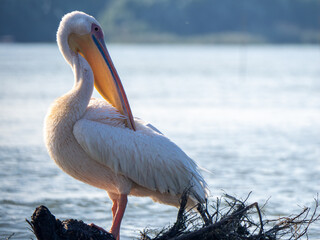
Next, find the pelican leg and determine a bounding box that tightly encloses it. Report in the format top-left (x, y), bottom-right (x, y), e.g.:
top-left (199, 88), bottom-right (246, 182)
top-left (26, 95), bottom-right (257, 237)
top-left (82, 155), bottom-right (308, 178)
top-left (108, 192), bottom-right (119, 220)
top-left (110, 194), bottom-right (127, 240)
top-left (111, 199), bottom-right (118, 220)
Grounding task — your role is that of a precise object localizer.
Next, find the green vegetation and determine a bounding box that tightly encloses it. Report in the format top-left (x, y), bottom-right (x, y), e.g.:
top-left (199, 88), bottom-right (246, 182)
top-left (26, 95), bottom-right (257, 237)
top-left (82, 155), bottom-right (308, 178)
top-left (0, 0), bottom-right (108, 42)
top-left (0, 0), bottom-right (319, 43)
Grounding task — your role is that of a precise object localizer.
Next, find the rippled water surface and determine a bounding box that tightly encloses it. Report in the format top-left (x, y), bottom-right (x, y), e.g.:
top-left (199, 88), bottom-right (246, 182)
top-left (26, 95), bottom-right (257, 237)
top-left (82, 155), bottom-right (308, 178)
top-left (0, 44), bottom-right (319, 239)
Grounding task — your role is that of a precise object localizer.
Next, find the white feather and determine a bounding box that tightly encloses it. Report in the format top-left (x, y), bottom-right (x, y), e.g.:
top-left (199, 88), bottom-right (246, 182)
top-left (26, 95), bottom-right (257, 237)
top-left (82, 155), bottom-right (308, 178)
top-left (73, 99), bottom-right (208, 202)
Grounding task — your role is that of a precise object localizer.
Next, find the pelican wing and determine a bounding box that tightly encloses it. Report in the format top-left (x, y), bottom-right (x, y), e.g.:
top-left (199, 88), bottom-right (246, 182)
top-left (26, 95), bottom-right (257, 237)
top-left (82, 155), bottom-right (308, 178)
top-left (73, 101), bottom-right (207, 200)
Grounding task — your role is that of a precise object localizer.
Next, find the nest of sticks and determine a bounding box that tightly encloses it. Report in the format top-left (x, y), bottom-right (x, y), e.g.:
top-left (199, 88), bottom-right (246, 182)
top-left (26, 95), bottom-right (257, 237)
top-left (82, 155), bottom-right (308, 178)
top-left (141, 191), bottom-right (319, 240)
top-left (26, 192), bottom-right (319, 240)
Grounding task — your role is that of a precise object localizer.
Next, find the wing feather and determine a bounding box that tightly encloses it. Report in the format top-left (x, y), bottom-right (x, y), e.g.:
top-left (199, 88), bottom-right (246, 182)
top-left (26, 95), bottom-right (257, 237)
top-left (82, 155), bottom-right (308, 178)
top-left (73, 100), bottom-right (208, 201)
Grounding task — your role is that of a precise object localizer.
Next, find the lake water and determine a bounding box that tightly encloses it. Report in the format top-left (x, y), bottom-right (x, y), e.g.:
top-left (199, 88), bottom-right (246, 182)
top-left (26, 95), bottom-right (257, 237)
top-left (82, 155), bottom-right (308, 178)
top-left (0, 43), bottom-right (319, 239)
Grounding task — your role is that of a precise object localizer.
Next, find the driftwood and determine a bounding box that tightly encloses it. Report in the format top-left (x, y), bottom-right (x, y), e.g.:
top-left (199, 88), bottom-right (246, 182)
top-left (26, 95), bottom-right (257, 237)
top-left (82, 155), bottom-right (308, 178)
top-left (27, 205), bottom-right (115, 240)
top-left (27, 192), bottom-right (319, 240)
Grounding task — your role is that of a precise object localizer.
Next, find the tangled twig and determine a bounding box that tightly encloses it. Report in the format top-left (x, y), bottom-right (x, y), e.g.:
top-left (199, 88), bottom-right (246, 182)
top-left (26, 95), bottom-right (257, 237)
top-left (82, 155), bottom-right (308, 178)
top-left (142, 193), bottom-right (320, 240)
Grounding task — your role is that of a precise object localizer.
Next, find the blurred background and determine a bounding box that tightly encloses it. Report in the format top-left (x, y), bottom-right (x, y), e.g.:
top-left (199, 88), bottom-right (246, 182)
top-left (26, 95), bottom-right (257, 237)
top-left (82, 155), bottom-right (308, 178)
top-left (0, 0), bottom-right (320, 239)
top-left (0, 0), bottom-right (319, 43)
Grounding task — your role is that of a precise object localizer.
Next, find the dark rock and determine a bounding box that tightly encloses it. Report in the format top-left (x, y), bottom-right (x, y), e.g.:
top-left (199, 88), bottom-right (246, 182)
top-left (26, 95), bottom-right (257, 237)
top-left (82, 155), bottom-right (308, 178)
top-left (27, 205), bottom-right (115, 240)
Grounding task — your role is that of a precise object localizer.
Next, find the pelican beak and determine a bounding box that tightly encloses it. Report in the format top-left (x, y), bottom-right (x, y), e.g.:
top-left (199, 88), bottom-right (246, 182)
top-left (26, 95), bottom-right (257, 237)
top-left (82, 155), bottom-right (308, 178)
top-left (68, 24), bottom-right (136, 130)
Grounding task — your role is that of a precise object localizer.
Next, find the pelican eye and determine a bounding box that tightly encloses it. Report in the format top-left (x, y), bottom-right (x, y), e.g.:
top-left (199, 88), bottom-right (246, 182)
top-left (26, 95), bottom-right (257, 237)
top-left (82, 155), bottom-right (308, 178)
top-left (94, 27), bottom-right (99, 32)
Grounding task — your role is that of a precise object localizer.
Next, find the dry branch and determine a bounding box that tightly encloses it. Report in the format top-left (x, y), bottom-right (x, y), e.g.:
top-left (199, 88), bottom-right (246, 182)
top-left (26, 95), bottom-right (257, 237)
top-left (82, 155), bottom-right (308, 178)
top-left (141, 192), bottom-right (320, 240)
top-left (27, 193), bottom-right (319, 240)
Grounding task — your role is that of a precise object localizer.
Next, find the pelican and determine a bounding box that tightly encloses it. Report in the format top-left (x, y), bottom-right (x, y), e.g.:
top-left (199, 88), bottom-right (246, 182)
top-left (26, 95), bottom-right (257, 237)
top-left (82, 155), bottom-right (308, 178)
top-left (44, 11), bottom-right (208, 240)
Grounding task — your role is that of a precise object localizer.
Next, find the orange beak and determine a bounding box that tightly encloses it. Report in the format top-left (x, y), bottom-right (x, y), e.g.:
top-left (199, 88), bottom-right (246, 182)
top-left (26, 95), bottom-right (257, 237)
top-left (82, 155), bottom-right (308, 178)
top-left (68, 25), bottom-right (135, 130)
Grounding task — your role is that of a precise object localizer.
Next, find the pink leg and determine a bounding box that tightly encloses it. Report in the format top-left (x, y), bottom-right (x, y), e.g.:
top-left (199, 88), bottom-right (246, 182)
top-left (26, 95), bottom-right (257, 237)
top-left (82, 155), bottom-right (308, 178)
top-left (110, 194), bottom-right (128, 240)
top-left (89, 194), bottom-right (119, 234)
top-left (111, 199), bottom-right (118, 220)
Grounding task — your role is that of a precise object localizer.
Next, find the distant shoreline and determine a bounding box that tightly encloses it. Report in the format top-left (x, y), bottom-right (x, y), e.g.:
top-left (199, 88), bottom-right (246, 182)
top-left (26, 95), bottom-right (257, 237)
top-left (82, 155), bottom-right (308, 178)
top-left (0, 41), bottom-right (319, 45)
top-left (1, 31), bottom-right (319, 45)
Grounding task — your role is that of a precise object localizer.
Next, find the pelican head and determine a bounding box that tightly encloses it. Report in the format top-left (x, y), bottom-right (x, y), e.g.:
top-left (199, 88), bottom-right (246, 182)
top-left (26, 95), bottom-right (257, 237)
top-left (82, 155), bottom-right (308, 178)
top-left (57, 11), bottom-right (135, 130)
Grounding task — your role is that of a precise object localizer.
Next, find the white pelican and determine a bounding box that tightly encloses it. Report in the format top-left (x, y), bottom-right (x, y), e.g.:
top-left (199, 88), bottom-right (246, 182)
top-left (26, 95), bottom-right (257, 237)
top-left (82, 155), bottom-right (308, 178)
top-left (44, 11), bottom-right (208, 240)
